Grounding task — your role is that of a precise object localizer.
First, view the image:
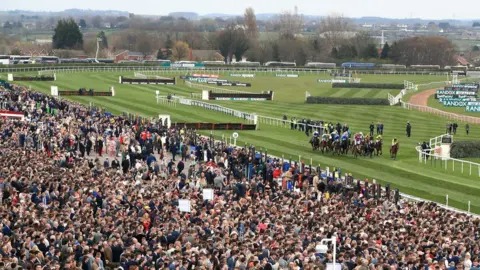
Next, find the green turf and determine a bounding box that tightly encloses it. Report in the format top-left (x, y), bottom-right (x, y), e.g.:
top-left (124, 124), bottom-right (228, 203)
top-left (12, 70), bottom-right (480, 213)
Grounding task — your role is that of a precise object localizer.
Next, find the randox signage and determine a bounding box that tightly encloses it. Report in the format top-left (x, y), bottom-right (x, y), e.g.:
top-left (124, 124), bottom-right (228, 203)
top-left (445, 86), bottom-right (479, 92)
top-left (192, 74), bottom-right (219, 78)
top-left (215, 97), bottom-right (268, 101)
top-left (276, 74), bottom-right (299, 78)
top-left (439, 97), bottom-right (476, 103)
top-left (436, 90), bottom-right (477, 96)
top-left (452, 84), bottom-right (478, 89)
top-left (465, 105), bottom-right (480, 112)
top-left (317, 79), bottom-right (347, 83)
top-left (468, 101), bottom-right (480, 106)
top-left (230, 74), bottom-right (256, 78)
top-left (442, 100), bottom-right (468, 107)
top-left (171, 63), bottom-right (205, 68)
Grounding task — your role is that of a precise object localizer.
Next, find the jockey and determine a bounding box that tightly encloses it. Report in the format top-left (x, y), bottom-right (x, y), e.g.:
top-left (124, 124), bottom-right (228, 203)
top-left (333, 131), bottom-right (340, 142)
top-left (321, 133), bottom-right (329, 141)
top-left (354, 132), bottom-right (363, 145)
top-left (376, 134), bottom-right (382, 143)
top-left (313, 131), bottom-right (319, 137)
top-left (391, 137), bottom-right (398, 146)
top-left (341, 131), bottom-right (349, 141)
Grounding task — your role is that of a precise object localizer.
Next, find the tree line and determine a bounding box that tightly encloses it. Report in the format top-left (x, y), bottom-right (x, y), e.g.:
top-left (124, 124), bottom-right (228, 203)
top-left (50, 11), bottom-right (456, 66)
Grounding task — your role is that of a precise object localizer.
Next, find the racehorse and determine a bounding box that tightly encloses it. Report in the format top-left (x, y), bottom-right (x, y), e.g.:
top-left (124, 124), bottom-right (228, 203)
top-left (310, 136), bottom-right (320, 151)
top-left (390, 143), bottom-right (399, 160)
top-left (374, 140), bottom-right (383, 156)
top-left (352, 143), bottom-right (362, 158)
top-left (320, 139), bottom-right (329, 153)
top-left (332, 140), bottom-right (342, 155)
top-left (341, 139), bottom-right (350, 155)
top-left (364, 140), bottom-right (374, 158)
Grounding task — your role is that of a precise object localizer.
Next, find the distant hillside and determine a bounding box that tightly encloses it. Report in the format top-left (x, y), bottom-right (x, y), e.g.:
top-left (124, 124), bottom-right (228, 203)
top-left (0, 9), bottom-right (129, 17)
top-left (0, 9), bottom-right (476, 26)
top-left (352, 16), bottom-right (473, 26)
top-left (168, 12), bottom-right (199, 20)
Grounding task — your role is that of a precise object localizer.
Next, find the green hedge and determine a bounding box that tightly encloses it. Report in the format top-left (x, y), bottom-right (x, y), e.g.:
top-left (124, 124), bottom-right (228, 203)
top-left (306, 96), bottom-right (389, 105)
top-left (332, 83), bottom-right (405, 89)
top-left (450, 141), bottom-right (480, 158)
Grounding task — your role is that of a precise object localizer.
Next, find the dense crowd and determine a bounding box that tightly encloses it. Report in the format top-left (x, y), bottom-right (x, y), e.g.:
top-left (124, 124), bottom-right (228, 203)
top-left (0, 83), bottom-right (480, 270)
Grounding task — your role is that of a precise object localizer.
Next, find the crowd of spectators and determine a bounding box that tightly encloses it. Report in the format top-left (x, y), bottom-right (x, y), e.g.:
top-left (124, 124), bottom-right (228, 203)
top-left (0, 83), bottom-right (480, 270)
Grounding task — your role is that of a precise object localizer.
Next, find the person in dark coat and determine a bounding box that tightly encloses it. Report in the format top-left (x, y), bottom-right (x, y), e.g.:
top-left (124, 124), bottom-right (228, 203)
top-left (177, 160), bottom-right (185, 175)
top-left (170, 143), bottom-right (177, 161)
top-left (111, 157), bottom-right (120, 169)
top-left (86, 139), bottom-right (92, 156)
top-left (121, 156), bottom-right (130, 174)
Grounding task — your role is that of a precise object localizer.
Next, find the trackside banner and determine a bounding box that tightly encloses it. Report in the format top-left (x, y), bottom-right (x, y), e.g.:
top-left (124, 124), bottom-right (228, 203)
top-left (439, 97), bottom-right (476, 103)
top-left (442, 100), bottom-right (468, 107)
top-left (214, 97), bottom-right (267, 101)
top-left (192, 74), bottom-right (219, 78)
top-left (465, 105), bottom-right (480, 112)
top-left (276, 74), bottom-right (299, 78)
top-left (230, 74), bottom-right (256, 78)
top-left (436, 90), bottom-right (477, 96)
top-left (317, 79), bottom-right (347, 83)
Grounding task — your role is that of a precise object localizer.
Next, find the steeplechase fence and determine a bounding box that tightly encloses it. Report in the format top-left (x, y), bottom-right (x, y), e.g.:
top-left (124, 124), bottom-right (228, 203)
top-left (185, 81), bottom-right (250, 94)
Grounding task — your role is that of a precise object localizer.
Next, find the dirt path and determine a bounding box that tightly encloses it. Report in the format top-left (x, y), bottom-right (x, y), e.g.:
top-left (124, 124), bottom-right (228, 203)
top-left (409, 88), bottom-right (437, 106)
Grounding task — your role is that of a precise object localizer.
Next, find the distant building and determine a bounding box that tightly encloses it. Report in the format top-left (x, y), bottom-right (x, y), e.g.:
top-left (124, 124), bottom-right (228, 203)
top-left (319, 31), bottom-right (358, 39)
top-left (35, 39), bottom-right (52, 44)
top-left (456, 55), bottom-right (469, 66)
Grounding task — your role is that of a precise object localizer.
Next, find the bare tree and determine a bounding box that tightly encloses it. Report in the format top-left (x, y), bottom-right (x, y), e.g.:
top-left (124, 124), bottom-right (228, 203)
top-left (244, 7), bottom-right (258, 39)
top-left (318, 14), bottom-right (353, 50)
top-left (171, 41), bottom-right (190, 61)
top-left (389, 36), bottom-right (456, 66)
top-left (279, 6), bottom-right (304, 40)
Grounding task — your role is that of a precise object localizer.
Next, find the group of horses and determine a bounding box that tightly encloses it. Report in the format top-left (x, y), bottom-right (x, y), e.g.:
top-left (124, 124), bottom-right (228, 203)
top-left (309, 136), bottom-right (399, 159)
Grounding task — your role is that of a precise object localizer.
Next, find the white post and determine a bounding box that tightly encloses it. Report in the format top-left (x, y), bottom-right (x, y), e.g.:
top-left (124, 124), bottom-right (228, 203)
top-left (333, 236), bottom-right (337, 270)
top-left (468, 201), bottom-right (471, 214)
top-left (446, 194), bottom-right (449, 208)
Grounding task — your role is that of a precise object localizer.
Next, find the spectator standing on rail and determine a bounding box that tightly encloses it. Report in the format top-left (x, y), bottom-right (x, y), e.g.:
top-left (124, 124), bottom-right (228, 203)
top-left (406, 121), bottom-right (412, 137)
top-left (380, 122), bottom-right (384, 135)
top-left (376, 122), bottom-right (381, 135)
top-left (369, 122), bottom-right (374, 137)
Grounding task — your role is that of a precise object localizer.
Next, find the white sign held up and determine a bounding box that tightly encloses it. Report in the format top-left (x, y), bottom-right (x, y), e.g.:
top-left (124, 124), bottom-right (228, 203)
top-left (178, 199), bottom-right (191, 212)
top-left (203, 189), bottom-right (214, 200)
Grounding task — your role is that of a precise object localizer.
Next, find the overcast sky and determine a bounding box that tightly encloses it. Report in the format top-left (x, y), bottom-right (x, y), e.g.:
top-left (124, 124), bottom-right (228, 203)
top-left (2, 0), bottom-right (479, 20)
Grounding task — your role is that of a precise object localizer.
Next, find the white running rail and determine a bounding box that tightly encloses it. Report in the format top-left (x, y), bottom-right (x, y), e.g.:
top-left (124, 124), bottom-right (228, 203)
top-left (415, 139), bottom-right (480, 177)
top-left (400, 101), bottom-right (480, 124)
